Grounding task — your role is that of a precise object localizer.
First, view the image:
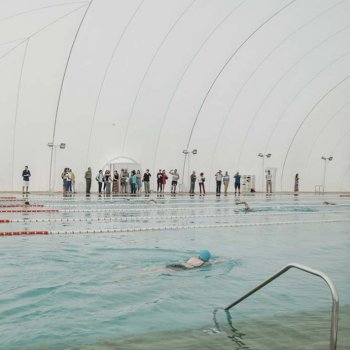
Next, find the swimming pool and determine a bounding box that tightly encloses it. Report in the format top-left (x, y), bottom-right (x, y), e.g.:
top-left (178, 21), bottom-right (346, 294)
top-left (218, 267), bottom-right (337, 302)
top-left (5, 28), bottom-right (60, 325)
top-left (0, 193), bottom-right (349, 349)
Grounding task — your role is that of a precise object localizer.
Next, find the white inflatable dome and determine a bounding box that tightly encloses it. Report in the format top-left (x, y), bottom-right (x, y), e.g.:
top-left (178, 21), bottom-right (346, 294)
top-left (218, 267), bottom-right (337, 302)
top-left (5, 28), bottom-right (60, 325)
top-left (0, 0), bottom-right (349, 192)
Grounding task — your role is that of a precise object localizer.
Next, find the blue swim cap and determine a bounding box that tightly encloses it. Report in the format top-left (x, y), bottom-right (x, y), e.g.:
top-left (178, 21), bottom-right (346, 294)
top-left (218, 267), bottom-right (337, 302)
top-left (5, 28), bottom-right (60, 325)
top-left (199, 250), bottom-right (211, 262)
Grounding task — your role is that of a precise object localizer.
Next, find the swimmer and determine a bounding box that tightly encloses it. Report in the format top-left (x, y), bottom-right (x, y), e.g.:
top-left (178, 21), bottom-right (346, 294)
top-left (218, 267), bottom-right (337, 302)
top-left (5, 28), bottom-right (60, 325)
top-left (323, 201), bottom-right (336, 205)
top-left (148, 199), bottom-right (158, 204)
top-left (24, 201), bottom-right (30, 206)
top-left (166, 250), bottom-right (211, 270)
top-left (235, 201), bottom-right (253, 212)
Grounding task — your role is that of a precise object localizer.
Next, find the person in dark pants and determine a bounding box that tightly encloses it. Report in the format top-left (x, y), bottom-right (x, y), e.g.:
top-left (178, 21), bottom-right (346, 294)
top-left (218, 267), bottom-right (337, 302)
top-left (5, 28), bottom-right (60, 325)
top-left (143, 169), bottom-right (151, 195)
top-left (96, 170), bottom-right (104, 194)
top-left (294, 173), bottom-right (299, 194)
top-left (130, 170), bottom-right (137, 195)
top-left (190, 171), bottom-right (196, 194)
top-left (22, 166), bottom-right (31, 194)
top-left (198, 172), bottom-right (205, 195)
top-left (215, 170), bottom-right (223, 195)
top-left (234, 172), bottom-right (241, 195)
top-left (156, 169), bottom-right (162, 193)
top-left (85, 167), bottom-right (92, 194)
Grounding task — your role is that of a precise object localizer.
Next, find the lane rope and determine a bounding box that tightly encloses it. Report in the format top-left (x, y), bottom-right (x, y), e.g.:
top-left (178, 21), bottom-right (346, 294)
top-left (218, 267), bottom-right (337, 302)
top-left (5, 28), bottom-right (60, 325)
top-left (0, 209), bottom-right (348, 224)
top-left (0, 209), bottom-right (59, 213)
top-left (0, 231), bottom-right (49, 236)
top-left (1, 203), bottom-right (348, 214)
top-left (1, 218), bottom-right (349, 236)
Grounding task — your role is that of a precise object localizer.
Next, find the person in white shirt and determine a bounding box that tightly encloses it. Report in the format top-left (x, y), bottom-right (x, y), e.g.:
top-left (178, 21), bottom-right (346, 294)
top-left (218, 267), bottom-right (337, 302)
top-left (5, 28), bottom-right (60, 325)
top-left (223, 171), bottom-right (230, 195)
top-left (266, 170), bottom-right (272, 193)
top-left (215, 170), bottom-right (223, 195)
top-left (169, 169), bottom-right (180, 194)
top-left (198, 172), bottom-right (206, 195)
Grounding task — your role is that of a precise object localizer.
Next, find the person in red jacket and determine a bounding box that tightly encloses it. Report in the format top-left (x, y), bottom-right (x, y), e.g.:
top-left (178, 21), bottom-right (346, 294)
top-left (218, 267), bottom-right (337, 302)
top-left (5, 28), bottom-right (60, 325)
top-left (161, 170), bottom-right (168, 193)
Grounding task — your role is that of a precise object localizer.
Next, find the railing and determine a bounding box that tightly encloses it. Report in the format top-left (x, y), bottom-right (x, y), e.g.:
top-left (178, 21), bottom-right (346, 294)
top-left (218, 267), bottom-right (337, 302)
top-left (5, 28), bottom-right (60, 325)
top-left (220, 263), bottom-right (339, 350)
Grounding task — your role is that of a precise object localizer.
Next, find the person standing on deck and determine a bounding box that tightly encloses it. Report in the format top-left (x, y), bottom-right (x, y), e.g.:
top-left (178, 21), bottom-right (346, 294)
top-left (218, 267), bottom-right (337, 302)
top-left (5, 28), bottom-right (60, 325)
top-left (215, 170), bottom-right (223, 195)
top-left (85, 167), bottom-right (92, 194)
top-left (234, 172), bottom-right (241, 195)
top-left (266, 170), bottom-right (272, 193)
top-left (22, 166), bottom-right (31, 194)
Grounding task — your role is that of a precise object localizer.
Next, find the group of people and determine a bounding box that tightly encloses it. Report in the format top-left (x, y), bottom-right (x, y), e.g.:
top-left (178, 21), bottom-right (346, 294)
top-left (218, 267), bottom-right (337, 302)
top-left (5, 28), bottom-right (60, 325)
top-left (82, 167), bottom-right (243, 196)
top-left (61, 168), bottom-right (76, 194)
top-left (20, 166), bottom-right (243, 195)
top-left (85, 168), bottom-right (152, 195)
top-left (20, 166), bottom-right (299, 195)
top-left (188, 170), bottom-right (242, 196)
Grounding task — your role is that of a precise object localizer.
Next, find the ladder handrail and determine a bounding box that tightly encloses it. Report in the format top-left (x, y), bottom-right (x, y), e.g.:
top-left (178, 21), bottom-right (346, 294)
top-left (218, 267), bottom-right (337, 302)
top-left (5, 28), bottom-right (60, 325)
top-left (223, 263), bottom-right (339, 350)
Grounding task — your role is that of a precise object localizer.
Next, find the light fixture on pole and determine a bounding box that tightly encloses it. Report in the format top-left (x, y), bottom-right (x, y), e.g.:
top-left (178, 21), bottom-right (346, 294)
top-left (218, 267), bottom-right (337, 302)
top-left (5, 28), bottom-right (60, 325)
top-left (181, 149), bottom-right (198, 192)
top-left (48, 142), bottom-right (66, 192)
top-left (321, 156), bottom-right (333, 192)
top-left (258, 153), bottom-right (272, 192)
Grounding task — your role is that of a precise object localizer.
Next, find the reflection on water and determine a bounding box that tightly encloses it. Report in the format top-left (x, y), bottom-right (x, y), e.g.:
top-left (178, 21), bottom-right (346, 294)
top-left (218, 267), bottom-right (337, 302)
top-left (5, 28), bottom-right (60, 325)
top-left (19, 305), bottom-right (350, 350)
top-left (213, 308), bottom-right (250, 349)
top-left (211, 306), bottom-right (350, 350)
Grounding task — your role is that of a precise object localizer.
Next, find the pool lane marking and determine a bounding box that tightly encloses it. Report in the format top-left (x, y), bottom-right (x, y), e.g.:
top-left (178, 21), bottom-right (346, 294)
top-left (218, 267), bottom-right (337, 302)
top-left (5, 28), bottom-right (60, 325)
top-left (46, 218), bottom-right (350, 234)
top-left (0, 231), bottom-right (49, 236)
top-left (1, 218), bottom-right (349, 236)
top-left (0, 209), bottom-right (348, 224)
top-left (1, 203), bottom-right (348, 214)
top-left (0, 204), bottom-right (44, 208)
top-left (0, 209), bottom-right (59, 213)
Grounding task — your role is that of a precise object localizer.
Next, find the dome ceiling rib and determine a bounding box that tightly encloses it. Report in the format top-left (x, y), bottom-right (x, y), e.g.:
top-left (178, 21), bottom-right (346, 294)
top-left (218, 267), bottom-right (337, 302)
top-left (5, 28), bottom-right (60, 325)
top-left (280, 75), bottom-right (350, 189)
top-left (121, 0), bottom-right (196, 154)
top-left (303, 99), bottom-right (350, 173)
top-left (152, 0), bottom-right (247, 171)
top-left (185, 0), bottom-right (297, 152)
top-left (206, 1), bottom-right (348, 176)
top-left (86, 0), bottom-right (145, 167)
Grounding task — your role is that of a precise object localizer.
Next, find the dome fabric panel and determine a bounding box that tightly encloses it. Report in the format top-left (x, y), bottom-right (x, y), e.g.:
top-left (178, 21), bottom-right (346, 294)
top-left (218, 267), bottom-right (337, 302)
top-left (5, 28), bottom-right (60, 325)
top-left (0, 0), bottom-right (349, 192)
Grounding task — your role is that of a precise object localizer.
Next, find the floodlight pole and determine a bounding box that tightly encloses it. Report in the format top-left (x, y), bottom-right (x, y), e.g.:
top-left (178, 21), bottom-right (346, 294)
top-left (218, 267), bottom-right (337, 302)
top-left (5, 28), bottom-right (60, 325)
top-left (321, 156), bottom-right (333, 192)
top-left (48, 143), bottom-right (66, 192)
top-left (258, 153), bottom-right (271, 192)
top-left (181, 149), bottom-right (197, 192)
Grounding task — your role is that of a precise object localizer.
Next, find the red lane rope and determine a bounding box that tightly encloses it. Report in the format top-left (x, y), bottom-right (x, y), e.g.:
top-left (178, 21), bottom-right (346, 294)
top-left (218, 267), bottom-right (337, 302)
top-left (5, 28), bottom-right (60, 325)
top-left (0, 231), bottom-right (49, 236)
top-left (0, 209), bottom-right (58, 213)
top-left (0, 204), bottom-right (44, 208)
top-left (0, 219), bottom-right (11, 223)
top-left (0, 196), bottom-right (17, 199)
top-left (0, 199), bottom-right (26, 202)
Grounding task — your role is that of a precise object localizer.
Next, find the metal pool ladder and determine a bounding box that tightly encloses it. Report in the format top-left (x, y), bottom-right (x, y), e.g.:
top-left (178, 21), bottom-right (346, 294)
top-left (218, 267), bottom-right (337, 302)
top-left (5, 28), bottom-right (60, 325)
top-left (222, 263), bottom-right (339, 350)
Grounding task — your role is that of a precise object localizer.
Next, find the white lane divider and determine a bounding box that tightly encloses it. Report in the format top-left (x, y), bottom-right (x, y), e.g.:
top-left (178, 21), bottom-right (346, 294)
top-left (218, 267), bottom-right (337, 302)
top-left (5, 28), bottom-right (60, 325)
top-left (2, 203), bottom-right (348, 214)
top-left (48, 217), bottom-right (350, 235)
top-left (2, 209), bottom-right (348, 224)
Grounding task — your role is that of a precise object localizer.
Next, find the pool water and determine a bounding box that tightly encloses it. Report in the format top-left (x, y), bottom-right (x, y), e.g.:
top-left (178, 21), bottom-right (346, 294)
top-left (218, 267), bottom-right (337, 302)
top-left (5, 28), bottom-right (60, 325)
top-left (0, 193), bottom-right (349, 349)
